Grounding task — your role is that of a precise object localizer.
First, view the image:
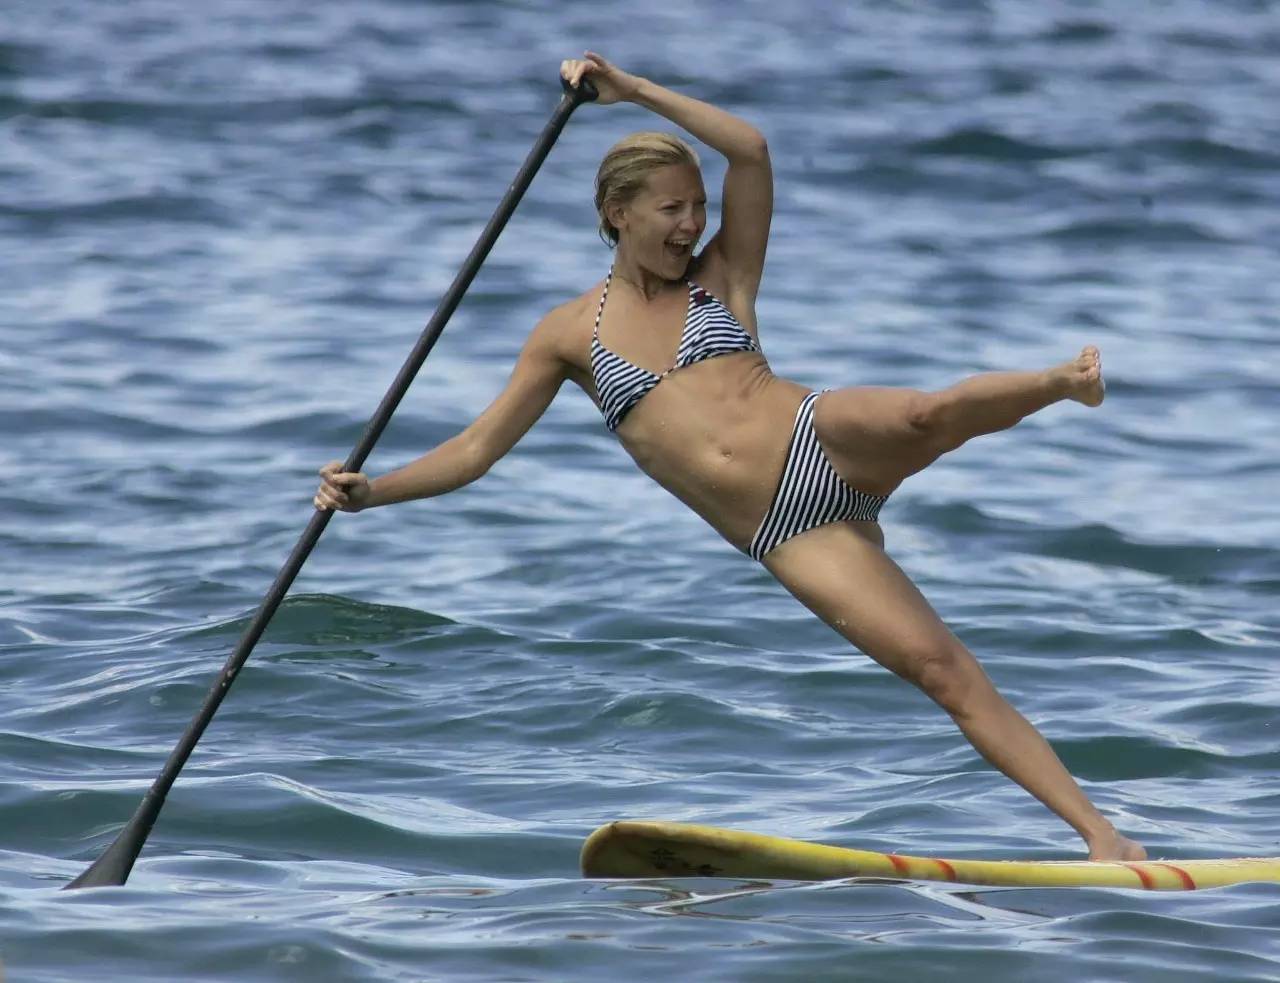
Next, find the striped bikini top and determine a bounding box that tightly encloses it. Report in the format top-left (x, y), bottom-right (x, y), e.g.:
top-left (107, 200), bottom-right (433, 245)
top-left (590, 268), bottom-right (760, 432)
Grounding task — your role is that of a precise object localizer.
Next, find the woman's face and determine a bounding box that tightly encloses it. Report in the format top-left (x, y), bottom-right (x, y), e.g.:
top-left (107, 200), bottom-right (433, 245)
top-left (612, 163), bottom-right (707, 279)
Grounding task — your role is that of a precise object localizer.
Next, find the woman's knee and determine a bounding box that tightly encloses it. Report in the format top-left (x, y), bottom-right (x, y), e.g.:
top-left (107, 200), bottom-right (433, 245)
top-left (902, 643), bottom-right (987, 716)
top-left (905, 392), bottom-right (961, 452)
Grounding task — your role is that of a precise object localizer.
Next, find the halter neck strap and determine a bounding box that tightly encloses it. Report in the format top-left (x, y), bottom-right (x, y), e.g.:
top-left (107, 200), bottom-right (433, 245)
top-left (591, 266), bottom-right (614, 342)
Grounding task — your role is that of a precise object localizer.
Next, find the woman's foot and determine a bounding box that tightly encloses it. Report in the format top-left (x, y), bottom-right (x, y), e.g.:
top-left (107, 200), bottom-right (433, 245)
top-left (1086, 827), bottom-right (1147, 862)
top-left (1052, 346), bottom-right (1106, 407)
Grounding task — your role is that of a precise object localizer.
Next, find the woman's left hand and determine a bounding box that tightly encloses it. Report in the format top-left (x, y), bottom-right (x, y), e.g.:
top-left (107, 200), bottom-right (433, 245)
top-left (560, 51), bottom-right (641, 105)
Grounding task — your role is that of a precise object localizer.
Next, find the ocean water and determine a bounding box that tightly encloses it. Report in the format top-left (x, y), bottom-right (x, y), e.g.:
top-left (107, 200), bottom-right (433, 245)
top-left (3, 1), bottom-right (1280, 979)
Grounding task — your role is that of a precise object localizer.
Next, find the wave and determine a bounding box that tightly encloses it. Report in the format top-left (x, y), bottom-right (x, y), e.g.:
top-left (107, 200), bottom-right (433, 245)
top-left (910, 127), bottom-right (1082, 162)
top-left (1037, 216), bottom-right (1231, 246)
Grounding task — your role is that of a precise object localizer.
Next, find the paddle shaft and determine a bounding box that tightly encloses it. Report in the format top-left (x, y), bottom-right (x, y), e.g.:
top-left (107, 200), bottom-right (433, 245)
top-left (66, 77), bottom-right (597, 890)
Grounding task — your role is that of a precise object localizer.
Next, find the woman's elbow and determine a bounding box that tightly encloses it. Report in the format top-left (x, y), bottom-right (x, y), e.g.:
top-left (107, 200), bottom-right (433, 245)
top-left (738, 130), bottom-right (769, 163)
top-left (465, 419), bottom-right (529, 483)
top-left (462, 432), bottom-right (499, 483)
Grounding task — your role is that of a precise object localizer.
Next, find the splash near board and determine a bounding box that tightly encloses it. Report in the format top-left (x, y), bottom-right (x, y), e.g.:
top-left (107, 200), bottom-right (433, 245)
top-left (581, 821), bottom-right (1280, 891)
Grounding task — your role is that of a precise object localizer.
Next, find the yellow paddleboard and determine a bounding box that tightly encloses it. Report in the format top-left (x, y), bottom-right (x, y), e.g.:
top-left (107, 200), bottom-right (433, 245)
top-left (581, 821), bottom-right (1280, 891)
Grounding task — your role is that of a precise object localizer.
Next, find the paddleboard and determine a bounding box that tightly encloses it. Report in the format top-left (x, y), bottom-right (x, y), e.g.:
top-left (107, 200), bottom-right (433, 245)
top-left (581, 821), bottom-right (1280, 891)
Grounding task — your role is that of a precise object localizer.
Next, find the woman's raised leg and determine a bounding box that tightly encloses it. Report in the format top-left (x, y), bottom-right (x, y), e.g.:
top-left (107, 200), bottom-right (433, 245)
top-left (763, 521), bottom-right (1145, 862)
top-left (812, 346), bottom-right (1105, 495)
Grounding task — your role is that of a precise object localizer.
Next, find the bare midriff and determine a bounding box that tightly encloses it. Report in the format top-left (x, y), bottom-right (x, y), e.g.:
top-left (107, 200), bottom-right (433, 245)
top-left (610, 350), bottom-right (812, 551)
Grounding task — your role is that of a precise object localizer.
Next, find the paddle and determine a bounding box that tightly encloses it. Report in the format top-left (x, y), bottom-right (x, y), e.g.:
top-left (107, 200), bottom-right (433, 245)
top-left (65, 75), bottom-right (598, 890)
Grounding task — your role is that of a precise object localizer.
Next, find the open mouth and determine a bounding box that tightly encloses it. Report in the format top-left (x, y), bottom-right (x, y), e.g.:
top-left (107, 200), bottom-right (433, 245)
top-left (665, 239), bottom-right (694, 259)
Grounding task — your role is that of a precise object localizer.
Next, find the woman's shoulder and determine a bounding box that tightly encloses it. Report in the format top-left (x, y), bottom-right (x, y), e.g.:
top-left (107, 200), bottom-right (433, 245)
top-left (539, 281), bottom-right (603, 331)
top-left (527, 282), bottom-right (604, 363)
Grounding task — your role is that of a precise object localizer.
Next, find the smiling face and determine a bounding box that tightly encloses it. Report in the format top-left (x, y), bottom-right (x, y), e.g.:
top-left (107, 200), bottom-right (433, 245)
top-left (608, 163), bottom-right (707, 281)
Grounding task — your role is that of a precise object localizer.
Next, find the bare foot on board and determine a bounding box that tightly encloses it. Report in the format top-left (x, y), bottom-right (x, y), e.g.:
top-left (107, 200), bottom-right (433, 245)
top-left (1087, 828), bottom-right (1147, 862)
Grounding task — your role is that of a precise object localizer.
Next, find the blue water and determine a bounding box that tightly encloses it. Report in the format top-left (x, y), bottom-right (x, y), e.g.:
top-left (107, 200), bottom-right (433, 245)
top-left (4, 1), bottom-right (1280, 979)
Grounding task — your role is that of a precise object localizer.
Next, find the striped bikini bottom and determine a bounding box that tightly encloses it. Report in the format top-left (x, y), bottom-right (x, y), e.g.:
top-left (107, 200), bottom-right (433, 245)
top-left (747, 391), bottom-right (889, 562)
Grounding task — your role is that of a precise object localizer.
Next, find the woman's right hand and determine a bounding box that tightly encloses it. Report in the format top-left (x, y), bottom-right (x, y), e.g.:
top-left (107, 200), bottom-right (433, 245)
top-left (315, 460), bottom-right (372, 512)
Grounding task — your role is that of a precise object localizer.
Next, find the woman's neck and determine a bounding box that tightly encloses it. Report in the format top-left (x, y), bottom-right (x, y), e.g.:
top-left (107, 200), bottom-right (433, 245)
top-left (611, 251), bottom-right (682, 302)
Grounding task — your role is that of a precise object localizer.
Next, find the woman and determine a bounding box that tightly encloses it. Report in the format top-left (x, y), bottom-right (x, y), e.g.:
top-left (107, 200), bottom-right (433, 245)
top-left (315, 52), bottom-right (1145, 862)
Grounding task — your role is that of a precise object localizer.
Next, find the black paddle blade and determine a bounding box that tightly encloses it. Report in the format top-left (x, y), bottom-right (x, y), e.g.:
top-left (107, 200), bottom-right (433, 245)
top-left (65, 812), bottom-right (150, 888)
top-left (65, 836), bottom-right (134, 889)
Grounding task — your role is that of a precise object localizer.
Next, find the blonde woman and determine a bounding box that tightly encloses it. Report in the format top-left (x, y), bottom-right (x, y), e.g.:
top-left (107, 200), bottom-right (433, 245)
top-left (316, 52), bottom-right (1145, 862)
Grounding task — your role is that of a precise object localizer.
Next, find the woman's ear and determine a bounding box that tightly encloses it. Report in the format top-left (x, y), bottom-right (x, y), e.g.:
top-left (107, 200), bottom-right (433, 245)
top-left (606, 201), bottom-right (627, 235)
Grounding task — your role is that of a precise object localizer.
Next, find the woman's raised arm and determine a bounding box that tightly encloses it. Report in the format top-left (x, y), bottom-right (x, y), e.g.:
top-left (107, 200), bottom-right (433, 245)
top-left (563, 52), bottom-right (773, 301)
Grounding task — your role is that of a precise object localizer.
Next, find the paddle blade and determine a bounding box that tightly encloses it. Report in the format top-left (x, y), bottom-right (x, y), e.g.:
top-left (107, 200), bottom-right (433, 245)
top-left (64, 821), bottom-right (147, 889)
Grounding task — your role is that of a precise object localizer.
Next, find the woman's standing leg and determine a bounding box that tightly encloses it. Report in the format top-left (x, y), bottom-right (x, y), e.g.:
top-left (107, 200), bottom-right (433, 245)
top-left (763, 521), bottom-right (1145, 862)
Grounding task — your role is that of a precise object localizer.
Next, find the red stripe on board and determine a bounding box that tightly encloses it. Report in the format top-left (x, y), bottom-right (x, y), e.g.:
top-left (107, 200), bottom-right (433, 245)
top-left (887, 854), bottom-right (910, 875)
top-left (934, 859), bottom-right (958, 881)
top-left (1123, 863), bottom-right (1156, 889)
top-left (1152, 863), bottom-right (1197, 890)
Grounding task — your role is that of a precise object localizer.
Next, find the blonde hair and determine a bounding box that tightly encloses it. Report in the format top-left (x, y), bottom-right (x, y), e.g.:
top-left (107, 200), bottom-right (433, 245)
top-left (594, 132), bottom-right (701, 247)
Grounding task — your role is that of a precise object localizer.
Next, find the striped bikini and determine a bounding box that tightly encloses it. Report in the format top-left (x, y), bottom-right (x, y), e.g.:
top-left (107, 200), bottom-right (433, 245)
top-left (589, 267), bottom-right (887, 560)
top-left (590, 267), bottom-right (759, 432)
top-left (747, 392), bottom-right (887, 560)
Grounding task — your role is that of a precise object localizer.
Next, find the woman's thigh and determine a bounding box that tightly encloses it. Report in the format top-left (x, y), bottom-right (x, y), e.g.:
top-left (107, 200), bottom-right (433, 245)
top-left (811, 386), bottom-right (939, 496)
top-left (762, 521), bottom-right (985, 695)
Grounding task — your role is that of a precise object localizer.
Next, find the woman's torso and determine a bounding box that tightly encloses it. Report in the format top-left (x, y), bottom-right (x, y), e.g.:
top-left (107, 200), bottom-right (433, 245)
top-left (553, 259), bottom-right (811, 550)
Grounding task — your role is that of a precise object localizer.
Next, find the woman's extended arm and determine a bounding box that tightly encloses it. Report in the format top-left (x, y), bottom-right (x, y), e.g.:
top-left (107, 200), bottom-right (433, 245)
top-left (563, 52), bottom-right (773, 300)
top-left (315, 312), bottom-right (569, 512)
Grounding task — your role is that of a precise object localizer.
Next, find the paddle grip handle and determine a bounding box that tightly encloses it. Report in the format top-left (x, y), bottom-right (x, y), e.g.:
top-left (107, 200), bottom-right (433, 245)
top-left (562, 75), bottom-right (599, 103)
